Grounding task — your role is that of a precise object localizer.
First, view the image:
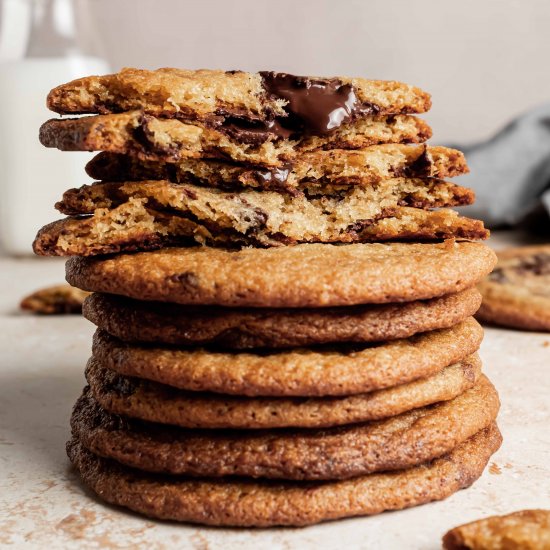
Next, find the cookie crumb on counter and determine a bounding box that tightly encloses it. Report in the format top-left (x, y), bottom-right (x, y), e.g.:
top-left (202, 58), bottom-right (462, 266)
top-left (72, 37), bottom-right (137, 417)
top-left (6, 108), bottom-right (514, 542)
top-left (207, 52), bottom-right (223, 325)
top-left (443, 509), bottom-right (550, 549)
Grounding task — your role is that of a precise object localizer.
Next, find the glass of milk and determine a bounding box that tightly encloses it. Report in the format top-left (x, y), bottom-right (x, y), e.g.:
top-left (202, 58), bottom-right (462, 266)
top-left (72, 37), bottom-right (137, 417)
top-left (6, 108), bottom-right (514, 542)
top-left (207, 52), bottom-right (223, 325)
top-left (0, 0), bottom-right (110, 255)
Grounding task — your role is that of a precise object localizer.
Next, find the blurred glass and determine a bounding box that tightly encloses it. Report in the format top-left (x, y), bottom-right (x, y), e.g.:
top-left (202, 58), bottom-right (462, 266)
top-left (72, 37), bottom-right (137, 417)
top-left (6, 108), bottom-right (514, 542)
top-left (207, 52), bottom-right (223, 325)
top-left (0, 0), bottom-right (109, 255)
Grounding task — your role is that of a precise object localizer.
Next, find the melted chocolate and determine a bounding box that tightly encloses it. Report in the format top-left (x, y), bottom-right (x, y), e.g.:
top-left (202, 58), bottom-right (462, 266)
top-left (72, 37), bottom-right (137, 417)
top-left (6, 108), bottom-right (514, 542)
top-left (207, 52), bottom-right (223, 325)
top-left (254, 166), bottom-right (291, 186)
top-left (265, 119), bottom-right (295, 139)
top-left (260, 72), bottom-right (377, 135)
top-left (221, 118), bottom-right (294, 144)
top-left (203, 72), bottom-right (383, 142)
top-left (394, 147), bottom-right (432, 178)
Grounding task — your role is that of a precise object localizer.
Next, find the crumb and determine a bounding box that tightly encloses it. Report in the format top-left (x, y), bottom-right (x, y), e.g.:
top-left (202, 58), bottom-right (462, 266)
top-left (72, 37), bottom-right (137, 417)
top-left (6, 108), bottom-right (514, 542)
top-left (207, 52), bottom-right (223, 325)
top-left (443, 509), bottom-right (550, 549)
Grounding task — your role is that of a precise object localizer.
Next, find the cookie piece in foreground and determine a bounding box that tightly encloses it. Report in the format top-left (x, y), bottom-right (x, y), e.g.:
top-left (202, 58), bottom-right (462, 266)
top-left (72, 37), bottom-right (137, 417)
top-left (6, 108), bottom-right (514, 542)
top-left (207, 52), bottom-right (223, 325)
top-left (41, 112), bottom-right (433, 168)
top-left (67, 424), bottom-right (501, 527)
top-left (82, 288), bottom-right (482, 349)
top-left (66, 241), bottom-right (497, 307)
top-left (85, 354), bottom-right (482, 429)
top-left (443, 509), bottom-right (550, 550)
top-left (20, 284), bottom-right (89, 314)
top-left (72, 376), bottom-right (499, 480)
top-left (477, 245), bottom-right (550, 331)
top-left (86, 145), bottom-right (466, 193)
top-left (90, 318), bottom-right (483, 396)
top-left (47, 68), bottom-right (431, 124)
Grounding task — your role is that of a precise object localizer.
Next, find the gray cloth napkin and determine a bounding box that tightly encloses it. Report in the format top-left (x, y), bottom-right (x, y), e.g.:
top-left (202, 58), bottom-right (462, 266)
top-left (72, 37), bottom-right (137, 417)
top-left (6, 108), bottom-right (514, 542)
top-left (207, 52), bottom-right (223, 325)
top-left (451, 104), bottom-right (550, 228)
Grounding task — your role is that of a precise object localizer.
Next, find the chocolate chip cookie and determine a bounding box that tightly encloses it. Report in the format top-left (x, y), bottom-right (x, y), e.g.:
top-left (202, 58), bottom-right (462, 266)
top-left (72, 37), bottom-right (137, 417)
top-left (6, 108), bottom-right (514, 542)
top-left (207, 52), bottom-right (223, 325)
top-left (40, 113), bottom-right (437, 167)
top-left (82, 288), bottom-right (482, 349)
top-left (50, 178), bottom-right (474, 249)
top-left (67, 424), bottom-right (502, 527)
top-left (33, 202), bottom-right (488, 256)
top-left (477, 245), bottom-right (550, 331)
top-left (85, 145), bottom-right (466, 194)
top-left (85, 354), bottom-right (481, 429)
top-left (47, 68), bottom-right (432, 123)
top-left (90, 318), bottom-right (483, 396)
top-left (59, 176), bottom-right (473, 218)
top-left (72, 376), bottom-right (499, 480)
top-left (65, 242), bottom-right (497, 307)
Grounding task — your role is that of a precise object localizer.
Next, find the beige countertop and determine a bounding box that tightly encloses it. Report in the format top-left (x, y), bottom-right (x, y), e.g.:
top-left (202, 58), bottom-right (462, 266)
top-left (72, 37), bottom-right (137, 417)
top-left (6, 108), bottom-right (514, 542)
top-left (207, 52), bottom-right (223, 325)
top-left (1, 233), bottom-right (549, 549)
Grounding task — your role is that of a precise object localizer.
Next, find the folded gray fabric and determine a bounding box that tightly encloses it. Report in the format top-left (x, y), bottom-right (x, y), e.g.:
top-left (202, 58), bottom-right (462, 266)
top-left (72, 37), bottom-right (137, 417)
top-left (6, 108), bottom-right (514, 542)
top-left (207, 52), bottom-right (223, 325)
top-left (451, 104), bottom-right (550, 228)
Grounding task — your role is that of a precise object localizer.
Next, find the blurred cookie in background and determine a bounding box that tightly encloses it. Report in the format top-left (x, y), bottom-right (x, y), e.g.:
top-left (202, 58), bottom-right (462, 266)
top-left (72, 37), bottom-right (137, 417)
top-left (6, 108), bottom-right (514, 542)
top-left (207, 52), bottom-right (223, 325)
top-left (477, 245), bottom-right (550, 331)
top-left (20, 284), bottom-right (90, 314)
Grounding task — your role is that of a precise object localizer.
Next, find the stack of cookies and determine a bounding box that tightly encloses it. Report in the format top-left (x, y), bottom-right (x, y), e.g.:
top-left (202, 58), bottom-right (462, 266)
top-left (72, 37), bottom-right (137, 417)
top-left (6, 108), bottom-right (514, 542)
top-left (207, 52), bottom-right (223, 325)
top-left (34, 68), bottom-right (501, 527)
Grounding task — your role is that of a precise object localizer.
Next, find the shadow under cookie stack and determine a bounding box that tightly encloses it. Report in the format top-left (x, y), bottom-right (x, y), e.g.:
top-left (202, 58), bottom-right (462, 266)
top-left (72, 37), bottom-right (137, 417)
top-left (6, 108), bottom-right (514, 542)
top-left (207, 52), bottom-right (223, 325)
top-left (34, 68), bottom-right (501, 527)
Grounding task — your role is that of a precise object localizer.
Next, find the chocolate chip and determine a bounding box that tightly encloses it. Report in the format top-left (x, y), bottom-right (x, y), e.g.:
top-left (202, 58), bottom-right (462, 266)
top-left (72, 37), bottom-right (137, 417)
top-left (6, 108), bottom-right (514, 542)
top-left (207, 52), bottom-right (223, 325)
top-left (241, 206), bottom-right (268, 231)
top-left (181, 187), bottom-right (198, 200)
top-left (488, 268), bottom-right (508, 283)
top-left (516, 253), bottom-right (550, 275)
top-left (220, 118), bottom-right (293, 144)
top-left (492, 253), bottom-right (550, 282)
top-left (404, 147), bottom-right (432, 177)
top-left (134, 114), bottom-right (181, 158)
top-left (254, 166), bottom-right (291, 186)
top-left (260, 71), bottom-right (366, 135)
top-left (108, 376), bottom-right (137, 397)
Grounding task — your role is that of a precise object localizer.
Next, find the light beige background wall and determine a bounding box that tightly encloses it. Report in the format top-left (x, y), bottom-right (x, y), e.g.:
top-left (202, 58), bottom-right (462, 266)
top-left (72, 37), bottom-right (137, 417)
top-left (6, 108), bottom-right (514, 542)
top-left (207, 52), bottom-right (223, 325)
top-left (80, 0), bottom-right (550, 144)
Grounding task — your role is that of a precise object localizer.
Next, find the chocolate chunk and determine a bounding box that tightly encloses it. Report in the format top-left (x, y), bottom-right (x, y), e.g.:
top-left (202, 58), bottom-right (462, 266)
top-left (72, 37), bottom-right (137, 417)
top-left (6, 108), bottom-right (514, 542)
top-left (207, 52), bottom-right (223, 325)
top-left (345, 219), bottom-right (376, 236)
top-left (490, 253), bottom-right (550, 284)
top-left (260, 71), bottom-right (379, 135)
top-left (221, 121), bottom-right (273, 145)
top-left (516, 253), bottom-right (550, 275)
top-left (264, 119), bottom-right (295, 139)
top-left (345, 209), bottom-right (398, 237)
top-left (220, 117), bottom-right (294, 144)
top-left (181, 187), bottom-right (198, 200)
top-left (133, 114), bottom-right (180, 157)
top-left (254, 165), bottom-right (291, 186)
top-left (237, 197), bottom-right (269, 231)
top-left (405, 147), bottom-right (432, 177)
top-left (246, 208), bottom-right (268, 229)
top-left (488, 268), bottom-right (508, 283)
top-left (107, 375), bottom-right (137, 397)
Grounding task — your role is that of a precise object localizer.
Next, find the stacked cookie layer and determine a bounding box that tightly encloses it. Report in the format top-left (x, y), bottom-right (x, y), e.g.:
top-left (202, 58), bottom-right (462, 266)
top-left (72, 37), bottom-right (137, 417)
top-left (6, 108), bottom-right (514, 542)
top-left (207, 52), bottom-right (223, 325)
top-left (34, 68), bottom-right (500, 527)
top-left (35, 69), bottom-right (488, 254)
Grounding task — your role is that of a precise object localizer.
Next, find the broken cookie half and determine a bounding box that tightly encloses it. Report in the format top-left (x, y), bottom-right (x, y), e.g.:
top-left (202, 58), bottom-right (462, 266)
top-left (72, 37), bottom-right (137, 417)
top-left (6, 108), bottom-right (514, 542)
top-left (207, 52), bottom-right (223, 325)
top-left (34, 193), bottom-right (487, 256)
